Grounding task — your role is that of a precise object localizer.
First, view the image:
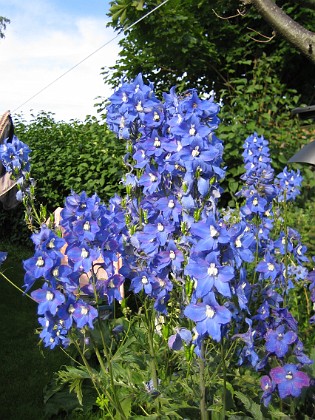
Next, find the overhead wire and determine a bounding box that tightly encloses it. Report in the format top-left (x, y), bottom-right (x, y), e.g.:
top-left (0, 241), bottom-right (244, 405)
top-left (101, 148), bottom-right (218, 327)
top-left (12, 0), bottom-right (171, 113)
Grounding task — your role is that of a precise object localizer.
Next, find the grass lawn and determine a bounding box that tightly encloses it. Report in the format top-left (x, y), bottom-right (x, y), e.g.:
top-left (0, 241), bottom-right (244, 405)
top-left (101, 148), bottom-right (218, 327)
top-left (0, 241), bottom-right (67, 419)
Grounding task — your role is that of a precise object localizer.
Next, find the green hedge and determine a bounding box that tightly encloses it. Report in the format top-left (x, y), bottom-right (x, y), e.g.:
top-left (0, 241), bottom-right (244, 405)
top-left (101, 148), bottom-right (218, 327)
top-left (14, 112), bottom-right (126, 211)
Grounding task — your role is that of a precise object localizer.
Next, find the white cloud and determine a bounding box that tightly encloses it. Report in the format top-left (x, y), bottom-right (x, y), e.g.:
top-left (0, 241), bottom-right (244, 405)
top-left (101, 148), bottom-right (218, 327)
top-left (0, 2), bottom-right (121, 122)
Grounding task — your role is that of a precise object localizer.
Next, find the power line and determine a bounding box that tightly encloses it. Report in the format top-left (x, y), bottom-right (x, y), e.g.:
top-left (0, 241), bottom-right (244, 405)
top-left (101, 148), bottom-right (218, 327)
top-left (12, 0), bottom-right (170, 113)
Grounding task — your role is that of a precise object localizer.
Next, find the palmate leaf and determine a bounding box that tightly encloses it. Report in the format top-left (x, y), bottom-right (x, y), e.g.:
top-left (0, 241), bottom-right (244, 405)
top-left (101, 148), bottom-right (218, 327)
top-left (56, 366), bottom-right (95, 406)
top-left (44, 373), bottom-right (98, 418)
top-left (234, 391), bottom-right (264, 420)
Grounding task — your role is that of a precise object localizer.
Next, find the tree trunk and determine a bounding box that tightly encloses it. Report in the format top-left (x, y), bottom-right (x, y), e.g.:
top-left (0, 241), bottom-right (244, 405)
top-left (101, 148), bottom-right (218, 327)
top-left (247, 0), bottom-right (315, 64)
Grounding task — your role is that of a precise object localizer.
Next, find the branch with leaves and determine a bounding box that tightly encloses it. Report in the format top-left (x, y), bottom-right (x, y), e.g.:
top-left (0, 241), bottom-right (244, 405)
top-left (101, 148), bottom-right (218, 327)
top-left (244, 0), bottom-right (315, 63)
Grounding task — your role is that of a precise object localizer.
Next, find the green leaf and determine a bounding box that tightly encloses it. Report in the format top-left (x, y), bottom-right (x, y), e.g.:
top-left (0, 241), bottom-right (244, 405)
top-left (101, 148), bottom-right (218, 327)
top-left (234, 391), bottom-right (263, 420)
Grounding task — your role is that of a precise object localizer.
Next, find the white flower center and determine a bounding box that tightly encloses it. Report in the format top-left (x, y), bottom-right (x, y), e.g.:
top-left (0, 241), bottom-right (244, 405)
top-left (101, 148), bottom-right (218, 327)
top-left (136, 101), bottom-right (143, 112)
top-left (192, 146), bottom-right (200, 157)
top-left (207, 263), bottom-right (218, 276)
top-left (189, 125), bottom-right (196, 136)
top-left (141, 276), bottom-right (148, 285)
top-left (149, 173), bottom-right (157, 182)
top-left (157, 223), bottom-right (164, 232)
top-left (253, 198), bottom-right (259, 206)
top-left (153, 112), bottom-right (160, 121)
top-left (47, 239), bottom-right (55, 249)
top-left (154, 138), bottom-right (161, 147)
top-left (235, 237), bottom-right (242, 248)
top-left (36, 256), bottom-right (45, 267)
top-left (168, 199), bottom-right (175, 208)
top-left (81, 306), bottom-right (88, 315)
top-left (210, 225), bottom-right (218, 238)
top-left (81, 248), bottom-right (89, 259)
top-left (83, 221), bottom-right (90, 231)
top-left (46, 291), bottom-right (54, 301)
top-left (267, 263), bottom-right (275, 271)
top-left (285, 372), bottom-right (293, 380)
top-left (205, 305), bottom-right (215, 318)
top-left (169, 250), bottom-right (176, 260)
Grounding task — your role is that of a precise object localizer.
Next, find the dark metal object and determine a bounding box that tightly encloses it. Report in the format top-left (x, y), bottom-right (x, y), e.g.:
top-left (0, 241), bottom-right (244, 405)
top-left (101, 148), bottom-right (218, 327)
top-left (288, 140), bottom-right (315, 165)
top-left (288, 105), bottom-right (315, 165)
top-left (291, 105), bottom-right (315, 120)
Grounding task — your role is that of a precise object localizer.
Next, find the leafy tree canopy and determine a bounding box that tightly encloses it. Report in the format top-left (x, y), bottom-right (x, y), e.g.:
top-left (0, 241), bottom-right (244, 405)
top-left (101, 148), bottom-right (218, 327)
top-left (0, 16), bottom-right (10, 39)
top-left (104, 0), bottom-right (315, 104)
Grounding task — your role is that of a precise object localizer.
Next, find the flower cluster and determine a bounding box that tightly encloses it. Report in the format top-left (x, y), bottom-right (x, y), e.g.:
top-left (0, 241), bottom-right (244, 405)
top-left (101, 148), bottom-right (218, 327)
top-left (23, 192), bottom-right (128, 348)
top-left (21, 74), bottom-right (312, 407)
top-left (0, 135), bottom-right (30, 175)
top-left (0, 135), bottom-right (33, 202)
top-left (106, 77), bottom-right (311, 404)
top-left (107, 74), bottom-right (225, 315)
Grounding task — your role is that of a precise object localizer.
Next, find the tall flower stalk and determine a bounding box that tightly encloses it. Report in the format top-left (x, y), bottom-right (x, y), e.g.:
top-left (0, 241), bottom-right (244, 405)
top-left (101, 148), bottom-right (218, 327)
top-left (1, 74), bottom-right (314, 418)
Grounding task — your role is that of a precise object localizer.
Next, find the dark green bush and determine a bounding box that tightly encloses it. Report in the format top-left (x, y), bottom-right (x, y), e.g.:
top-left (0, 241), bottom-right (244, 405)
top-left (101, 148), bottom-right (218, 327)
top-left (216, 55), bottom-right (315, 207)
top-left (14, 112), bottom-right (126, 211)
top-left (0, 112), bottom-right (126, 244)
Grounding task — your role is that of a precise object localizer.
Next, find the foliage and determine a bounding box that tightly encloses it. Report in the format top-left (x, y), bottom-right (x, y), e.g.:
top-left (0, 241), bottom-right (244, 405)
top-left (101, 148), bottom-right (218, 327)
top-left (216, 54), bottom-right (314, 206)
top-left (0, 16), bottom-right (10, 39)
top-left (2, 75), bottom-right (315, 419)
top-left (103, 1), bottom-right (315, 207)
top-left (14, 112), bottom-right (126, 211)
top-left (104, 0), bottom-right (315, 104)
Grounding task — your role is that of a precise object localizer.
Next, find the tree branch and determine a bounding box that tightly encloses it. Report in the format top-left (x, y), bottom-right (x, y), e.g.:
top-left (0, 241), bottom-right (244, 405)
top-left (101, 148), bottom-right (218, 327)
top-left (245, 0), bottom-right (315, 63)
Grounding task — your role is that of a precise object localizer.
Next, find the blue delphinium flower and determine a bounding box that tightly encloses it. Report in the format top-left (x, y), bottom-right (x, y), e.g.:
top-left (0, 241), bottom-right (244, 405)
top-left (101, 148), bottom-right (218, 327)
top-left (260, 375), bottom-right (275, 407)
top-left (0, 251), bottom-right (7, 266)
top-left (184, 292), bottom-right (231, 342)
top-left (185, 251), bottom-right (234, 298)
top-left (265, 325), bottom-right (297, 357)
top-left (233, 318), bottom-right (259, 367)
top-left (105, 75), bottom-right (314, 406)
top-left (31, 285), bottom-right (65, 315)
top-left (270, 364), bottom-right (310, 399)
top-left (276, 167), bottom-right (303, 202)
top-left (0, 135), bottom-right (30, 174)
top-left (168, 328), bottom-right (192, 351)
top-left (72, 300), bottom-right (98, 329)
top-left (38, 314), bottom-right (70, 349)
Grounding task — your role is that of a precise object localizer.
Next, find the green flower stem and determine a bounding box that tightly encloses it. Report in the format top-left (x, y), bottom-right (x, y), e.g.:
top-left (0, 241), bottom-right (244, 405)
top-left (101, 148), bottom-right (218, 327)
top-left (59, 346), bottom-right (84, 367)
top-left (282, 194), bottom-right (289, 307)
top-left (221, 339), bottom-right (227, 419)
top-left (0, 271), bottom-right (34, 301)
top-left (89, 276), bottom-right (127, 419)
top-left (88, 330), bottom-right (126, 419)
top-left (144, 298), bottom-right (159, 390)
top-left (71, 336), bottom-right (103, 399)
top-left (97, 319), bottom-right (127, 420)
top-left (199, 341), bottom-right (209, 420)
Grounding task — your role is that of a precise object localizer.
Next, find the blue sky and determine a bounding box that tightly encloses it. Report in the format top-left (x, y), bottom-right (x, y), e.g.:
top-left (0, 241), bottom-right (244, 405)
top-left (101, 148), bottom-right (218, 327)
top-left (0, 0), bottom-right (120, 121)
